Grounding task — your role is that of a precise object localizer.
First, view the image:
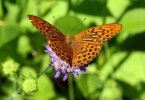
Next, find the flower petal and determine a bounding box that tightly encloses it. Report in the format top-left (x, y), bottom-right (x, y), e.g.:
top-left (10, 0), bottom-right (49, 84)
top-left (62, 74), bottom-right (68, 81)
top-left (55, 71), bottom-right (60, 78)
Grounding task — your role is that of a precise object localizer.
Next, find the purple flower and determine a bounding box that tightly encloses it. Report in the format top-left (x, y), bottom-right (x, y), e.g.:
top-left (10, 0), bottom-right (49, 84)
top-left (45, 45), bottom-right (88, 81)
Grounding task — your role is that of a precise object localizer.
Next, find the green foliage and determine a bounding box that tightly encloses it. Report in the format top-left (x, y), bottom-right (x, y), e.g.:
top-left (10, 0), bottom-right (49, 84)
top-left (0, 0), bottom-right (145, 100)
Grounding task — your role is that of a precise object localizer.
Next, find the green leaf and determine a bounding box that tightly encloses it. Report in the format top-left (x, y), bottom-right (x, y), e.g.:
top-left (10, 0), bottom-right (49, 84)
top-left (113, 51), bottom-right (145, 86)
top-left (0, 0), bottom-right (3, 19)
top-left (76, 73), bottom-right (102, 99)
top-left (118, 8), bottom-right (145, 43)
top-left (140, 92), bottom-right (145, 100)
top-left (40, 54), bottom-right (52, 73)
top-left (17, 35), bottom-right (32, 57)
top-left (34, 75), bottom-right (55, 100)
top-left (0, 23), bottom-right (20, 47)
top-left (100, 79), bottom-right (122, 100)
top-left (20, 66), bottom-right (37, 77)
top-left (54, 97), bottom-right (67, 100)
top-left (20, 17), bottom-right (37, 34)
top-left (43, 1), bottom-right (68, 21)
top-left (21, 0), bottom-right (38, 16)
top-left (39, 0), bottom-right (56, 16)
top-left (75, 74), bottom-right (88, 96)
top-left (100, 52), bottom-right (128, 82)
top-left (4, 1), bottom-right (19, 22)
top-left (107, 0), bottom-right (130, 18)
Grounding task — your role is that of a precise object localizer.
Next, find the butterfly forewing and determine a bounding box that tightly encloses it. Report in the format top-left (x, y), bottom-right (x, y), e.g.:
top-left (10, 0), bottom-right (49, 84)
top-left (28, 15), bottom-right (72, 65)
top-left (72, 24), bottom-right (122, 67)
top-left (28, 15), bottom-right (65, 41)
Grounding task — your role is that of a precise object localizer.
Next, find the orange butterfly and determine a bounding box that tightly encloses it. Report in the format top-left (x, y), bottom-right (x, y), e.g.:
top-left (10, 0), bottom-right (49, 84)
top-left (28, 15), bottom-right (122, 68)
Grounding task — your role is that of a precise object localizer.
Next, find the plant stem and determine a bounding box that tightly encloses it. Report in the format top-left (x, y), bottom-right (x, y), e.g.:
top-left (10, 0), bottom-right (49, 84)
top-left (0, 0), bottom-right (3, 19)
top-left (37, 66), bottom-right (50, 78)
top-left (68, 73), bottom-right (74, 100)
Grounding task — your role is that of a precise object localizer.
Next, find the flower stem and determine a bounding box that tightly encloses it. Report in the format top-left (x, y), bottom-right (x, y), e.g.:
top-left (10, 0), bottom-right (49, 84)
top-left (37, 66), bottom-right (50, 78)
top-left (68, 73), bottom-right (74, 100)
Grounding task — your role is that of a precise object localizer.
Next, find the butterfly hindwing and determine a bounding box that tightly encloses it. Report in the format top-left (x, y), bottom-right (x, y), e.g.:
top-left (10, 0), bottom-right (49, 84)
top-left (72, 24), bottom-right (122, 67)
top-left (72, 42), bottom-right (101, 67)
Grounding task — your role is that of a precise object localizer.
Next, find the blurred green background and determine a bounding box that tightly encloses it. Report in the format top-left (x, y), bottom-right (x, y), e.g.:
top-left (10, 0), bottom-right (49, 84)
top-left (0, 0), bottom-right (145, 100)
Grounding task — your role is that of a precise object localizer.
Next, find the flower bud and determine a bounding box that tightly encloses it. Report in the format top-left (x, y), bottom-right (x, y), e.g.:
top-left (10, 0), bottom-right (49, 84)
top-left (2, 58), bottom-right (20, 75)
top-left (22, 78), bottom-right (37, 93)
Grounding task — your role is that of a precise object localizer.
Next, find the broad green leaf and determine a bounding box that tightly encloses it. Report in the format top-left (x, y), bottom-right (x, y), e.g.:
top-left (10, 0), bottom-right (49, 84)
top-left (39, 0), bottom-right (56, 15)
top-left (20, 17), bottom-right (37, 33)
top-left (87, 74), bottom-right (102, 99)
top-left (20, 0), bottom-right (38, 33)
top-left (72, 0), bottom-right (110, 17)
top-left (107, 0), bottom-right (130, 18)
top-left (100, 79), bottom-right (122, 100)
top-left (76, 73), bottom-right (102, 99)
top-left (0, 39), bottom-right (22, 65)
top-left (33, 75), bottom-right (55, 100)
top-left (43, 1), bottom-right (68, 24)
top-left (71, 0), bottom-right (84, 7)
top-left (140, 92), bottom-right (145, 100)
top-left (87, 63), bottom-right (98, 74)
top-left (54, 97), bottom-right (67, 100)
top-left (118, 8), bottom-right (145, 43)
top-left (0, 0), bottom-right (3, 19)
top-left (20, 66), bottom-right (37, 77)
top-left (100, 52), bottom-right (128, 82)
top-left (40, 54), bottom-right (51, 71)
top-left (17, 35), bottom-right (32, 57)
top-left (4, 1), bottom-right (19, 22)
top-left (0, 23), bottom-right (20, 47)
top-left (21, 0), bottom-right (38, 16)
top-left (75, 74), bottom-right (88, 97)
top-left (113, 51), bottom-right (145, 86)
top-left (40, 54), bottom-right (54, 75)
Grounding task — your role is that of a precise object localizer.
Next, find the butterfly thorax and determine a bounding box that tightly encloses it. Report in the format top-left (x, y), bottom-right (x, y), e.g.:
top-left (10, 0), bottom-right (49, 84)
top-left (65, 34), bottom-right (74, 47)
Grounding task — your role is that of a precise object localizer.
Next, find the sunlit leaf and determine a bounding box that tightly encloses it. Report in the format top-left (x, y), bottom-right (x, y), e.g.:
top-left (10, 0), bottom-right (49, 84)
top-left (40, 0), bottom-right (56, 15)
top-left (100, 52), bottom-right (128, 82)
top-left (100, 79), bottom-right (122, 100)
top-left (118, 8), bottom-right (145, 43)
top-left (113, 51), bottom-right (145, 86)
top-left (0, 23), bottom-right (20, 47)
top-left (17, 35), bottom-right (32, 57)
top-left (34, 75), bottom-right (55, 100)
top-left (107, 0), bottom-right (130, 18)
top-left (76, 73), bottom-right (102, 99)
top-left (20, 66), bottom-right (37, 77)
top-left (43, 1), bottom-right (68, 23)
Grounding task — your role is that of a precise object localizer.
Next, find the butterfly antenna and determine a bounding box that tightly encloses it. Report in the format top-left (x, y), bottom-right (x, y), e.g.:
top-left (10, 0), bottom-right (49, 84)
top-left (70, 18), bottom-right (86, 34)
top-left (53, 16), bottom-right (65, 31)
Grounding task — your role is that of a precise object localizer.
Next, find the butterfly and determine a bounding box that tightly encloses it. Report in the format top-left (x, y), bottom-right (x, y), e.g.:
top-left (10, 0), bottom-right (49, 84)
top-left (28, 15), bottom-right (122, 67)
